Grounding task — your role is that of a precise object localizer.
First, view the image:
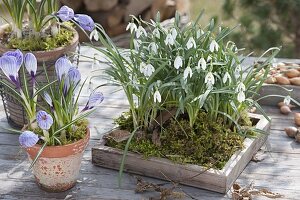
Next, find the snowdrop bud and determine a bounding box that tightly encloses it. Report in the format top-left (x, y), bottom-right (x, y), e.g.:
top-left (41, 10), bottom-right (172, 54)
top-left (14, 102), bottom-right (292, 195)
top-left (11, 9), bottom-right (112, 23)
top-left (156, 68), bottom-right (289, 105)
top-left (174, 56), bottom-right (183, 70)
top-left (197, 58), bottom-right (206, 71)
top-left (209, 40), bottom-right (219, 52)
top-left (126, 22), bottom-right (137, 33)
top-left (205, 72), bottom-right (215, 89)
top-left (222, 72), bottom-right (232, 84)
top-left (154, 90), bottom-right (161, 103)
top-left (90, 29), bottom-right (99, 41)
top-left (186, 37), bottom-right (196, 49)
top-left (184, 66), bottom-right (193, 80)
top-left (153, 28), bottom-right (160, 38)
top-left (237, 91), bottom-right (245, 103)
top-left (165, 33), bottom-right (175, 46)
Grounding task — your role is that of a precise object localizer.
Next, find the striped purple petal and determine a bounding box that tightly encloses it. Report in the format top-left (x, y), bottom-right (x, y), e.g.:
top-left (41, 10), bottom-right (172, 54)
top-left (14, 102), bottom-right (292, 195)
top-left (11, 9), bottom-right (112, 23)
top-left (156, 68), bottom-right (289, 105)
top-left (64, 67), bottom-right (81, 93)
top-left (55, 56), bottom-right (72, 81)
top-left (57, 5), bottom-right (74, 21)
top-left (24, 53), bottom-right (37, 78)
top-left (74, 14), bottom-right (95, 31)
top-left (44, 92), bottom-right (53, 108)
top-left (19, 131), bottom-right (39, 148)
top-left (3, 49), bottom-right (23, 67)
top-left (0, 56), bottom-right (20, 88)
top-left (83, 91), bottom-right (104, 111)
top-left (36, 110), bottom-right (53, 130)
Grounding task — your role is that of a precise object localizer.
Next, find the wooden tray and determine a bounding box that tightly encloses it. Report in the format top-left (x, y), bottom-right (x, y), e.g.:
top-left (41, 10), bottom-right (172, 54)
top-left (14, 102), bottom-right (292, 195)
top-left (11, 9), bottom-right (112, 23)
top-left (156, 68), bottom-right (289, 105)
top-left (92, 113), bottom-right (270, 193)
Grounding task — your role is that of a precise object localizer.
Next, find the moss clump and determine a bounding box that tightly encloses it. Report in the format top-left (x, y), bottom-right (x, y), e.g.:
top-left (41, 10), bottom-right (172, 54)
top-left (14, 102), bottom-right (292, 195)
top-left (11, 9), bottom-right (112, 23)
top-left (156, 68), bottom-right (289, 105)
top-left (107, 111), bottom-right (245, 169)
top-left (6, 27), bottom-right (74, 51)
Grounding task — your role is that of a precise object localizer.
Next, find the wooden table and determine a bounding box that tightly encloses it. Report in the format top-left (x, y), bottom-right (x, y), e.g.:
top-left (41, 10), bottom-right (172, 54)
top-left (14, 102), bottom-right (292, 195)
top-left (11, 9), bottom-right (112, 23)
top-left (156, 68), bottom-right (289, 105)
top-left (0, 48), bottom-right (299, 199)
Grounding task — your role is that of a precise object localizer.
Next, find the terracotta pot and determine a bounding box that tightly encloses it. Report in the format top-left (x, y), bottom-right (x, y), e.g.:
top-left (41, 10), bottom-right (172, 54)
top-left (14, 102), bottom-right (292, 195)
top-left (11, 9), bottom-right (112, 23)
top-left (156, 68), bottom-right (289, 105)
top-left (0, 25), bottom-right (79, 127)
top-left (26, 129), bottom-right (90, 192)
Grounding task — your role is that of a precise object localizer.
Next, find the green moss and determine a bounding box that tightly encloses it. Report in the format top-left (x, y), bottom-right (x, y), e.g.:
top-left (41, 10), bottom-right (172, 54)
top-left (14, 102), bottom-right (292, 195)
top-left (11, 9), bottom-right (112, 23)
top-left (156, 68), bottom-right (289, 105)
top-left (107, 111), bottom-right (246, 169)
top-left (7, 27), bottom-right (74, 51)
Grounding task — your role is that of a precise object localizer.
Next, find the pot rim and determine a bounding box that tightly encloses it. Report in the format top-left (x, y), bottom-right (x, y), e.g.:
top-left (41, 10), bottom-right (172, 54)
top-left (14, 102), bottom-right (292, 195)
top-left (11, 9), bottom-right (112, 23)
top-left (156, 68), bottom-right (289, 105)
top-left (26, 128), bottom-right (90, 158)
top-left (0, 24), bottom-right (79, 57)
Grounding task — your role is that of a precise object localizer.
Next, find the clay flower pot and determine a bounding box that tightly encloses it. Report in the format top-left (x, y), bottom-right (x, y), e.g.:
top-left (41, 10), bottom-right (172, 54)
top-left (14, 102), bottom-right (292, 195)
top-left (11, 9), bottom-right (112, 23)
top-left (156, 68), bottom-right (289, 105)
top-left (0, 25), bottom-right (79, 127)
top-left (25, 129), bottom-right (90, 192)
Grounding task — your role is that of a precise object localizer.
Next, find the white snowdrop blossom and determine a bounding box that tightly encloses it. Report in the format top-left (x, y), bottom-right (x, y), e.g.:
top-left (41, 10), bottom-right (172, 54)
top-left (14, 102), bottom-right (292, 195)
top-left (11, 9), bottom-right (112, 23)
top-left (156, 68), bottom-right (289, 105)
top-left (236, 82), bottom-right (246, 93)
top-left (136, 25), bottom-right (147, 38)
top-left (283, 95), bottom-right (291, 105)
top-left (126, 22), bottom-right (137, 33)
top-left (209, 40), bottom-right (219, 52)
top-left (174, 56), bottom-right (183, 70)
top-left (149, 42), bottom-right (158, 54)
top-left (89, 29), bottom-right (99, 41)
top-left (196, 29), bottom-right (204, 39)
top-left (222, 72), bottom-right (232, 84)
top-left (154, 90), bottom-right (161, 103)
top-left (143, 64), bottom-right (155, 77)
top-left (237, 91), bottom-right (245, 103)
top-left (186, 37), bottom-right (196, 49)
top-left (184, 66), bottom-right (193, 80)
top-left (165, 33), bottom-right (175, 46)
top-left (153, 28), bottom-right (160, 39)
top-left (133, 39), bottom-right (141, 51)
top-left (235, 64), bottom-right (242, 74)
top-left (197, 58), bottom-right (207, 71)
top-left (207, 55), bottom-right (212, 62)
top-left (205, 72), bottom-right (215, 89)
top-left (171, 28), bottom-right (177, 40)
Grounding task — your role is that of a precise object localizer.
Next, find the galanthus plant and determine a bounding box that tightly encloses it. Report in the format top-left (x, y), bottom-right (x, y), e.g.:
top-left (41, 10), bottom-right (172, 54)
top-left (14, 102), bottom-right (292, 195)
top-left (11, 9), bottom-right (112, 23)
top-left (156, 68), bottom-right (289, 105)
top-left (91, 12), bottom-right (279, 135)
top-left (0, 2), bottom-right (94, 50)
top-left (0, 50), bottom-right (104, 152)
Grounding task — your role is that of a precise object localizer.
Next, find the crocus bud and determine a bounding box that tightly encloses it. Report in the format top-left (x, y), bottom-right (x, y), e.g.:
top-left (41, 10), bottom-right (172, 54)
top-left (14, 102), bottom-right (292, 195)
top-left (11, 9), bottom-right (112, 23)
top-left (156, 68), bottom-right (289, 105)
top-left (74, 14), bottom-right (95, 31)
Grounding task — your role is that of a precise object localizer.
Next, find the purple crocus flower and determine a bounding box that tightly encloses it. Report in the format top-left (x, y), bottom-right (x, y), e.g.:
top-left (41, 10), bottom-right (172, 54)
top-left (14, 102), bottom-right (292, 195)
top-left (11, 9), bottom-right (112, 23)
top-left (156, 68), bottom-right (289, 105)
top-left (64, 67), bottom-right (81, 93)
top-left (74, 14), bottom-right (95, 31)
top-left (36, 110), bottom-right (53, 130)
top-left (82, 91), bottom-right (104, 111)
top-left (0, 56), bottom-right (21, 89)
top-left (44, 92), bottom-right (53, 108)
top-left (3, 49), bottom-right (23, 67)
top-left (24, 53), bottom-right (37, 79)
top-left (19, 131), bottom-right (39, 148)
top-left (55, 56), bottom-right (73, 81)
top-left (56, 5), bottom-right (74, 21)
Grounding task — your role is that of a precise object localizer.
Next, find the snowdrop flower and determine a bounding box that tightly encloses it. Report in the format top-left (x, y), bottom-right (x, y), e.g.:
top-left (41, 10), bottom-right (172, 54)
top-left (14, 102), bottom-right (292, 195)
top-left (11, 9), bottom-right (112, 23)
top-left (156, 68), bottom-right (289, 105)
top-left (165, 33), bottom-right (175, 46)
top-left (74, 14), bottom-right (95, 31)
top-left (186, 37), bottom-right (196, 49)
top-left (133, 39), bottom-right (141, 51)
top-left (174, 56), bottom-right (183, 70)
top-left (55, 56), bottom-right (73, 81)
top-left (19, 131), bottom-right (39, 148)
top-left (3, 49), bottom-right (23, 67)
top-left (136, 26), bottom-right (147, 38)
top-left (236, 82), bottom-right (246, 93)
top-left (139, 62), bottom-right (147, 73)
top-left (196, 29), bottom-right (204, 39)
top-left (148, 42), bottom-right (158, 54)
top-left (237, 91), bottom-right (245, 103)
top-left (197, 58), bottom-right (206, 71)
top-left (126, 22), bottom-right (137, 33)
top-left (83, 91), bottom-right (104, 111)
top-left (144, 64), bottom-right (155, 77)
top-left (36, 110), bottom-right (53, 130)
top-left (283, 95), bottom-right (291, 105)
top-left (209, 40), bottom-right (219, 52)
top-left (235, 64), bottom-right (242, 74)
top-left (171, 28), bottom-right (177, 39)
top-left (89, 29), bottom-right (99, 41)
top-left (184, 66), bottom-right (193, 80)
top-left (222, 72), bottom-right (232, 84)
top-left (56, 5), bottom-right (74, 21)
top-left (153, 28), bottom-right (160, 38)
top-left (24, 53), bottom-right (37, 79)
top-left (153, 90), bottom-right (161, 103)
top-left (0, 56), bottom-right (20, 89)
top-left (207, 55), bottom-right (212, 62)
top-left (205, 72), bottom-right (215, 89)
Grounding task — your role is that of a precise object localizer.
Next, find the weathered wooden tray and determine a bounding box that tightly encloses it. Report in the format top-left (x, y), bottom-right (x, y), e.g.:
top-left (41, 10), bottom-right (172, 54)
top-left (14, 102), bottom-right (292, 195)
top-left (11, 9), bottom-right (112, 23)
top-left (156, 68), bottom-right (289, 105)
top-left (258, 83), bottom-right (300, 106)
top-left (92, 113), bottom-right (270, 193)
